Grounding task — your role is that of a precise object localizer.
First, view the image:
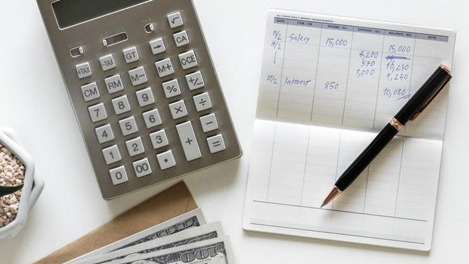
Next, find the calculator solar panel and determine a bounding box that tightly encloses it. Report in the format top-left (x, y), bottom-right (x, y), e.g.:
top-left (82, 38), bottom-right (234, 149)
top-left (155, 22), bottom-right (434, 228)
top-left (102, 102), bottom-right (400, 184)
top-left (37, 0), bottom-right (242, 199)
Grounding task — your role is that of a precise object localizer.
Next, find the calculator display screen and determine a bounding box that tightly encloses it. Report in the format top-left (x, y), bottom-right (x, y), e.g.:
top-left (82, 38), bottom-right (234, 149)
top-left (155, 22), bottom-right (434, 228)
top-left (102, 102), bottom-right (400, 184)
top-left (52, 0), bottom-right (151, 28)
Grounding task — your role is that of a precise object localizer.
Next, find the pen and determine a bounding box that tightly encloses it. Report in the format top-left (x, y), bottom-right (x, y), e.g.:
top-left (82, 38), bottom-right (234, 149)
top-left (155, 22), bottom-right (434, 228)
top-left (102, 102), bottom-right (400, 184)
top-left (321, 65), bottom-right (453, 208)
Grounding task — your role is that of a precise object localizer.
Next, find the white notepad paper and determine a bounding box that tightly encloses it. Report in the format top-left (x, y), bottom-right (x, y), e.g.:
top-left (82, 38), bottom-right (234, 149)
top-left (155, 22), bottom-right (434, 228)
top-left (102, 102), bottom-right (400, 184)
top-left (243, 9), bottom-right (456, 251)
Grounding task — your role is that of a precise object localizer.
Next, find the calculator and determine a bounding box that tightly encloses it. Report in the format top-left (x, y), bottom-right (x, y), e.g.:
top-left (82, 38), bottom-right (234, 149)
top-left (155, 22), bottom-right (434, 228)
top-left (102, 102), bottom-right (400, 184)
top-left (37, 0), bottom-right (242, 199)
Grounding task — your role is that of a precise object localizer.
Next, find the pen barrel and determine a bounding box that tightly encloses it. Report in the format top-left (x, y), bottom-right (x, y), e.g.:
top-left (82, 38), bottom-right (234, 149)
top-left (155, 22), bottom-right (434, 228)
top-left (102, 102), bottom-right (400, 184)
top-left (336, 124), bottom-right (398, 191)
top-left (395, 66), bottom-right (452, 124)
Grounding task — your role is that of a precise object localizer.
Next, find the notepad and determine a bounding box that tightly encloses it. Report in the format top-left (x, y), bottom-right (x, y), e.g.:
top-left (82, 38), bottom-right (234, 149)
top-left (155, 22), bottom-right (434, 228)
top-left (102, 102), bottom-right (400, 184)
top-left (243, 9), bottom-right (456, 251)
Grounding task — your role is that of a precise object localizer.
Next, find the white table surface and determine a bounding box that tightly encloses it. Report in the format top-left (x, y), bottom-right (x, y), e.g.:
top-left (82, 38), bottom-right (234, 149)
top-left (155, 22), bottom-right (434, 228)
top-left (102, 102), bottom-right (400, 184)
top-left (1, 0), bottom-right (469, 263)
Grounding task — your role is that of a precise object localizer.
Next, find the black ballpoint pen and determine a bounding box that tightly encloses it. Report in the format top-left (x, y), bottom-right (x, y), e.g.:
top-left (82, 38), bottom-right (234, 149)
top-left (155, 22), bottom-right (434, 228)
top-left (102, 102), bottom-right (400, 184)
top-left (321, 64), bottom-right (453, 208)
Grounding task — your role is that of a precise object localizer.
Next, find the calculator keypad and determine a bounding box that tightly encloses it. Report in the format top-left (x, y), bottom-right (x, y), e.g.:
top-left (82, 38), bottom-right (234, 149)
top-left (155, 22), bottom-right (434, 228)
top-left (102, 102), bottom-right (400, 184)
top-left (64, 5), bottom-right (241, 199)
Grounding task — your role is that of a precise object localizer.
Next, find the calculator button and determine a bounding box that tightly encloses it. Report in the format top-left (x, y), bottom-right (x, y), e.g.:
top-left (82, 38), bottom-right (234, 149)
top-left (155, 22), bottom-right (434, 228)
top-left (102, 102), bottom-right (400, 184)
top-left (168, 12), bottom-right (184, 28)
top-left (173, 31), bottom-right (190, 47)
top-left (102, 145), bottom-right (122, 165)
top-left (193, 92), bottom-right (212, 112)
top-left (109, 166), bottom-right (128, 186)
top-left (150, 38), bottom-right (166, 55)
top-left (162, 79), bottom-right (182, 98)
top-left (186, 71), bottom-right (205, 91)
top-left (157, 150), bottom-right (176, 170)
top-left (96, 124), bottom-right (115, 144)
top-left (105, 75), bottom-right (124, 94)
top-left (155, 58), bottom-right (175, 78)
top-left (88, 103), bottom-right (108, 123)
top-left (119, 116), bottom-right (139, 136)
top-left (176, 121), bottom-right (202, 161)
top-left (129, 66), bottom-right (148, 87)
top-left (200, 114), bottom-right (219, 133)
top-left (133, 158), bottom-right (152, 178)
top-left (81, 82), bottom-right (100, 102)
top-left (150, 130), bottom-right (169, 149)
top-left (169, 100), bottom-right (188, 119)
top-left (99, 54), bottom-right (116, 71)
top-left (179, 50), bottom-right (198, 70)
top-left (123, 47), bottom-right (139, 64)
top-left (143, 109), bottom-right (162, 128)
top-left (112, 95), bottom-right (131, 115)
top-left (76, 62), bottom-right (92, 79)
top-left (207, 134), bottom-right (226, 154)
top-left (136, 87), bottom-right (155, 107)
top-left (126, 137), bottom-right (145, 157)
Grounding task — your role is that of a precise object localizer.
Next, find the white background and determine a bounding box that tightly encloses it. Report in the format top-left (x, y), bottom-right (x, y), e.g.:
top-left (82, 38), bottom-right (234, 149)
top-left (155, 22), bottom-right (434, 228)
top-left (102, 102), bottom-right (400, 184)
top-left (0, 0), bottom-right (468, 263)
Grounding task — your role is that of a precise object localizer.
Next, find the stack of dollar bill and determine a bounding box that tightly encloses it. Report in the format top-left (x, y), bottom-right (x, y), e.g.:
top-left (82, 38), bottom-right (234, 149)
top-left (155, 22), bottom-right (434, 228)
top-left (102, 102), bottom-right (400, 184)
top-left (66, 209), bottom-right (234, 264)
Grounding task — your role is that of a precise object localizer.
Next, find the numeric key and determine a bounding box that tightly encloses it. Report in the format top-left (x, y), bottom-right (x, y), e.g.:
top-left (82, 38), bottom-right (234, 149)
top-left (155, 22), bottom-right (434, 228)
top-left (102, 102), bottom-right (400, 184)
top-left (96, 124), bottom-right (115, 144)
top-left (102, 145), bottom-right (122, 165)
top-left (112, 95), bottom-right (131, 115)
top-left (88, 103), bottom-right (108, 123)
top-left (150, 130), bottom-right (169, 149)
top-left (133, 158), bottom-right (152, 178)
top-left (126, 137), bottom-right (145, 157)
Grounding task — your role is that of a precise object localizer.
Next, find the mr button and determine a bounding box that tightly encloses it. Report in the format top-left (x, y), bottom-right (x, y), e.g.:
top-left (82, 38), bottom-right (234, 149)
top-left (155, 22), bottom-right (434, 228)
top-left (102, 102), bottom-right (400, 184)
top-left (179, 50), bottom-right (198, 70)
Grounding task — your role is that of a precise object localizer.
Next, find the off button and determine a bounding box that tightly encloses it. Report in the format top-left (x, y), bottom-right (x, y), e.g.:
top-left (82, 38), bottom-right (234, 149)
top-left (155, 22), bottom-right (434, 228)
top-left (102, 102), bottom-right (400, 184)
top-left (178, 50), bottom-right (198, 70)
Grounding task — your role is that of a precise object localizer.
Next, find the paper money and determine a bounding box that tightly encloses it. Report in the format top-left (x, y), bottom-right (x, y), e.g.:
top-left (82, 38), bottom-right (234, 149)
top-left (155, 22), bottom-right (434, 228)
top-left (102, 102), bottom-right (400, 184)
top-left (68, 209), bottom-right (206, 264)
top-left (110, 237), bottom-right (235, 264)
top-left (75, 222), bottom-right (224, 264)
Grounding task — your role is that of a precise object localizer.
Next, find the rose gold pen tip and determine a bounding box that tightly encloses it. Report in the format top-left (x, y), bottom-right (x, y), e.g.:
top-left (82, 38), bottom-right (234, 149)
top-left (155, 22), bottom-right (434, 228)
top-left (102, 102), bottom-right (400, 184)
top-left (320, 204), bottom-right (325, 208)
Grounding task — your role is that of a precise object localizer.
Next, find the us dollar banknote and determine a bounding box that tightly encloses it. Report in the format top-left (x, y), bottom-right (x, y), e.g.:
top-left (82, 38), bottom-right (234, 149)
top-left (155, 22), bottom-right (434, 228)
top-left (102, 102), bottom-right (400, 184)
top-left (110, 237), bottom-right (234, 264)
top-left (68, 209), bottom-right (206, 264)
top-left (75, 222), bottom-right (224, 264)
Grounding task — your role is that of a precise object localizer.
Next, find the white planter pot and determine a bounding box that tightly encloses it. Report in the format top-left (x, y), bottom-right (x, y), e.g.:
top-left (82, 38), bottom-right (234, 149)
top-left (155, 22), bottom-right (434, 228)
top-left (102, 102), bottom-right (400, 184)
top-left (0, 129), bottom-right (44, 240)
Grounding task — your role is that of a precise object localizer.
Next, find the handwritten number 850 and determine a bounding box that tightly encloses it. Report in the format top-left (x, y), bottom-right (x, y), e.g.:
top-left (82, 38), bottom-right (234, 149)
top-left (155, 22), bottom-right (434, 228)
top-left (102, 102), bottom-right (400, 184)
top-left (325, 82), bottom-right (339, 90)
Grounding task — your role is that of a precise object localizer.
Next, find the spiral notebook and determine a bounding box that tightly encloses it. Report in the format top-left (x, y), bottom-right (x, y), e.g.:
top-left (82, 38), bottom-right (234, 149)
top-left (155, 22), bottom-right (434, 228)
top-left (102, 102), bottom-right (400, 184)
top-left (243, 9), bottom-right (456, 251)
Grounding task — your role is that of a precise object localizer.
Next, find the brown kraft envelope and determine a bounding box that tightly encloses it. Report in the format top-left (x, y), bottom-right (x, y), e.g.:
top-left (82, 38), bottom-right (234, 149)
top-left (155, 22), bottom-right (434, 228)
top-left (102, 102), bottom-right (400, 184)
top-left (34, 182), bottom-right (197, 264)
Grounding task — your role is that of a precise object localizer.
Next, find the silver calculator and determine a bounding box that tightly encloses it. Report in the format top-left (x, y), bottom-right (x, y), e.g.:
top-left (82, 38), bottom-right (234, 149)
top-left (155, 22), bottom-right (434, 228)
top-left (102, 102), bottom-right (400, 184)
top-left (37, 0), bottom-right (242, 199)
